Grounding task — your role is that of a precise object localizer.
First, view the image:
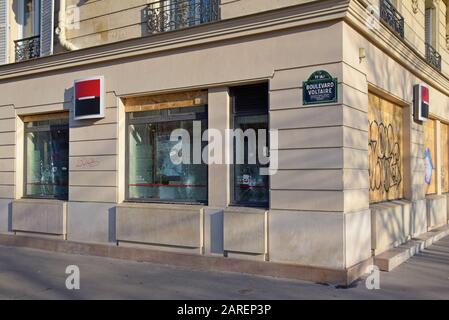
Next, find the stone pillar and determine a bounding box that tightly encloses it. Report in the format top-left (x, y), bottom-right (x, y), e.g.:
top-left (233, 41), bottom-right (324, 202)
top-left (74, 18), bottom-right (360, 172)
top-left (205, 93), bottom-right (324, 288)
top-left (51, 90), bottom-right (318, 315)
top-left (207, 87), bottom-right (230, 208)
top-left (0, 105), bottom-right (16, 234)
top-left (204, 87), bottom-right (230, 256)
top-left (340, 65), bottom-right (371, 269)
top-left (266, 61), bottom-right (373, 271)
top-left (67, 91), bottom-right (119, 244)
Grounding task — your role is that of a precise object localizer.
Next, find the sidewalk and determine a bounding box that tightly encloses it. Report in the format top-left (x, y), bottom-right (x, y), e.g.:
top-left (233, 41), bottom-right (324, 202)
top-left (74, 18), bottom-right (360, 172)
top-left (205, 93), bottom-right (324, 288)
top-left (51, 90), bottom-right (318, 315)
top-left (0, 236), bottom-right (448, 300)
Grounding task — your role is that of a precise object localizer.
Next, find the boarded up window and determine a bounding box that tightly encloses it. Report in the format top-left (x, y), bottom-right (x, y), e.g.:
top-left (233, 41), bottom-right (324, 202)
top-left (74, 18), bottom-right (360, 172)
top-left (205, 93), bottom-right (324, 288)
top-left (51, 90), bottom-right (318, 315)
top-left (368, 93), bottom-right (404, 203)
top-left (124, 91), bottom-right (207, 113)
top-left (424, 119), bottom-right (437, 195)
top-left (441, 123), bottom-right (449, 193)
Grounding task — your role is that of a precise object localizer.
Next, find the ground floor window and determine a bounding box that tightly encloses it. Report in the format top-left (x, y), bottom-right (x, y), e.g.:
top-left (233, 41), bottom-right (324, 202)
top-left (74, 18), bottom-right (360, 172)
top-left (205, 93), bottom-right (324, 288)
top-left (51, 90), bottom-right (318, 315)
top-left (24, 115), bottom-right (69, 200)
top-left (230, 83), bottom-right (269, 207)
top-left (127, 105), bottom-right (208, 204)
top-left (368, 93), bottom-right (404, 203)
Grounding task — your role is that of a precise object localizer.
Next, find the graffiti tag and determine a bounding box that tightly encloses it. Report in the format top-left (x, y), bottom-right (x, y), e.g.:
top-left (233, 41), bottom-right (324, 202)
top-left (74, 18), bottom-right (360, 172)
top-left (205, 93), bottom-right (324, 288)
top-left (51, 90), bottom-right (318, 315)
top-left (76, 158), bottom-right (100, 168)
top-left (368, 121), bottom-right (402, 194)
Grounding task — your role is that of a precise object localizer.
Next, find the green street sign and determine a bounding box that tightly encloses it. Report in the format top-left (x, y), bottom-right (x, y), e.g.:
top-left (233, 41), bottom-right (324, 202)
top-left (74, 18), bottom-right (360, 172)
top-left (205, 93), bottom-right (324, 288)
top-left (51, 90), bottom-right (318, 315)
top-left (303, 70), bottom-right (338, 106)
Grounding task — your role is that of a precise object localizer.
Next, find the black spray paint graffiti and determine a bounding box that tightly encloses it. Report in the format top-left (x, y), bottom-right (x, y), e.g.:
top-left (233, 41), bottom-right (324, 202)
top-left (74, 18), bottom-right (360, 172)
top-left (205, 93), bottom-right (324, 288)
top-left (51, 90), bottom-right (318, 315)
top-left (368, 120), bottom-right (402, 194)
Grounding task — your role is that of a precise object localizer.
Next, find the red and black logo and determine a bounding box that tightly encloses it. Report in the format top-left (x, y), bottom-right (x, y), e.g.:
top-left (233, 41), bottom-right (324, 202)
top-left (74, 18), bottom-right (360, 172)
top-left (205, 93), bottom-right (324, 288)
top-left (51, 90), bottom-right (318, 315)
top-left (74, 77), bottom-right (104, 119)
top-left (414, 84), bottom-right (429, 122)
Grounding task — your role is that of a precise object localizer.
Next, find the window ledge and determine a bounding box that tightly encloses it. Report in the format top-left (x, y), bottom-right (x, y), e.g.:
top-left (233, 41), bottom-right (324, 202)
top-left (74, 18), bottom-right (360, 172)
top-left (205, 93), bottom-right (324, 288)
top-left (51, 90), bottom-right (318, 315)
top-left (225, 206), bottom-right (268, 214)
top-left (16, 198), bottom-right (68, 205)
top-left (425, 194), bottom-right (447, 200)
top-left (119, 201), bottom-right (205, 211)
top-left (369, 199), bottom-right (412, 209)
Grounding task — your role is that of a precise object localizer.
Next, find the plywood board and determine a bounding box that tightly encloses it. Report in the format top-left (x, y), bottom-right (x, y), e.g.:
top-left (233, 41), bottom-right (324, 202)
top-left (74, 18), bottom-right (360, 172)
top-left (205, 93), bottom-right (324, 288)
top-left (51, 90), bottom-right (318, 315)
top-left (368, 93), bottom-right (404, 203)
top-left (424, 119), bottom-right (437, 195)
top-left (22, 112), bottom-right (69, 123)
top-left (124, 91), bottom-right (208, 113)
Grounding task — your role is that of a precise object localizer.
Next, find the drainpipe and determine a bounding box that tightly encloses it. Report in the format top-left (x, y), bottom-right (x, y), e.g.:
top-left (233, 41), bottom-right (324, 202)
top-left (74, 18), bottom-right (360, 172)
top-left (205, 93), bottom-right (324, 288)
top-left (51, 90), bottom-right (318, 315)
top-left (55, 0), bottom-right (78, 51)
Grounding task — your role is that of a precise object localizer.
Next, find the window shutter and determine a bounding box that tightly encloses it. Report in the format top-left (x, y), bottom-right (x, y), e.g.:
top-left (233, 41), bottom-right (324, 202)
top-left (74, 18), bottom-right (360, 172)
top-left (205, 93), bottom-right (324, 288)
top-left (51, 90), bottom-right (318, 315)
top-left (40, 0), bottom-right (54, 57)
top-left (231, 83), bottom-right (269, 114)
top-left (0, 0), bottom-right (8, 65)
top-left (425, 8), bottom-right (433, 45)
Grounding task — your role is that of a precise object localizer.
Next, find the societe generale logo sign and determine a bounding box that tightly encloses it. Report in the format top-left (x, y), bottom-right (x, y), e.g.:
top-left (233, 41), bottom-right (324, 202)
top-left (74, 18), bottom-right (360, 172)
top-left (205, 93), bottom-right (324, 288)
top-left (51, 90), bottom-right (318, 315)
top-left (73, 76), bottom-right (105, 120)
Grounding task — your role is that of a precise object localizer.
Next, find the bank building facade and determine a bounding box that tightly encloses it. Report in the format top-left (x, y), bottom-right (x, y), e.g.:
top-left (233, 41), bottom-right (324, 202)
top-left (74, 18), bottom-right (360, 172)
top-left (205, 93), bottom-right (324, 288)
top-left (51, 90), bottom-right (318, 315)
top-left (0, 0), bottom-right (449, 285)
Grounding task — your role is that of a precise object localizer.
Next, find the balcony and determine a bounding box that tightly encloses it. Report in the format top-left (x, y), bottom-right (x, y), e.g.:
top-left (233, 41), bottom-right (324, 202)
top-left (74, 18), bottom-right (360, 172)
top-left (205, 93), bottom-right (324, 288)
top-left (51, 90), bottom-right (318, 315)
top-left (425, 43), bottom-right (442, 71)
top-left (14, 35), bottom-right (41, 62)
top-left (146, 0), bottom-right (220, 34)
top-left (379, 0), bottom-right (405, 39)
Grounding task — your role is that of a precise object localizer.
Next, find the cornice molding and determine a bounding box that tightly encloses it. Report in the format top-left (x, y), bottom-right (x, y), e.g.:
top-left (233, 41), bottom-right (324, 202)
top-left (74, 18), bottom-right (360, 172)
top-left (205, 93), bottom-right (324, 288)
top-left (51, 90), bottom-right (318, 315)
top-left (347, 0), bottom-right (449, 97)
top-left (2, 0), bottom-right (446, 102)
top-left (0, 0), bottom-right (350, 81)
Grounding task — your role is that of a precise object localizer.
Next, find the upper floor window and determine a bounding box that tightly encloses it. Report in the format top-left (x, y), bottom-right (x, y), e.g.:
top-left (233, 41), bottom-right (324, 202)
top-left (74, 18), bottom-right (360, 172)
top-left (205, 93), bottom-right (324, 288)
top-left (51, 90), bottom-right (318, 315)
top-left (425, 0), bottom-right (442, 70)
top-left (379, 0), bottom-right (404, 39)
top-left (147, 0), bottom-right (220, 34)
top-left (444, 0), bottom-right (449, 48)
top-left (15, 0), bottom-right (41, 62)
top-left (19, 0), bottom-right (40, 39)
top-left (425, 1), bottom-right (436, 48)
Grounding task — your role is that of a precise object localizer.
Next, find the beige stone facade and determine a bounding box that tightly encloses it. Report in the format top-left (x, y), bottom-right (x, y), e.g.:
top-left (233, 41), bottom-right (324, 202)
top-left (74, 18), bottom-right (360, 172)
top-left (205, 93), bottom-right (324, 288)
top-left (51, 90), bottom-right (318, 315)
top-left (0, 0), bottom-right (449, 282)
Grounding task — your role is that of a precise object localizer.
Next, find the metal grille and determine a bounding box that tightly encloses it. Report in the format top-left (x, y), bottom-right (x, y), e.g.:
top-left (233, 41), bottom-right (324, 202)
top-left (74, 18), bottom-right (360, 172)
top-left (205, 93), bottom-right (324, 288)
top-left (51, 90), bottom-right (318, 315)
top-left (425, 43), bottom-right (442, 71)
top-left (14, 35), bottom-right (41, 62)
top-left (380, 0), bottom-right (404, 39)
top-left (146, 0), bottom-right (220, 34)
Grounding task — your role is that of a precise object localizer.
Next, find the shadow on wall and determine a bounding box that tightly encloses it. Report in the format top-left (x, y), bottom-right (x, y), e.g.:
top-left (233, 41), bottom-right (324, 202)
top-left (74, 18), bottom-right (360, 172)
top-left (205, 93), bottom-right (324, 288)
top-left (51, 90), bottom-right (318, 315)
top-left (8, 202), bottom-right (12, 232)
top-left (209, 210), bottom-right (223, 254)
top-left (11, 0), bottom-right (20, 26)
top-left (64, 87), bottom-right (73, 103)
top-left (64, 87), bottom-right (74, 116)
top-left (108, 206), bottom-right (116, 243)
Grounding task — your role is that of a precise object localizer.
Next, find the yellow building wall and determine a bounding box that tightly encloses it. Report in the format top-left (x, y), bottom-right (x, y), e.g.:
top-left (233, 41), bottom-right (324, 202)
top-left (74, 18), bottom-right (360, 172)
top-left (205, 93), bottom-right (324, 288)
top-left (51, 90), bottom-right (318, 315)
top-left (64, 0), bottom-right (150, 49)
top-left (63, 0), bottom-right (322, 49)
top-left (367, 0), bottom-right (449, 78)
top-left (4, 0), bottom-right (449, 79)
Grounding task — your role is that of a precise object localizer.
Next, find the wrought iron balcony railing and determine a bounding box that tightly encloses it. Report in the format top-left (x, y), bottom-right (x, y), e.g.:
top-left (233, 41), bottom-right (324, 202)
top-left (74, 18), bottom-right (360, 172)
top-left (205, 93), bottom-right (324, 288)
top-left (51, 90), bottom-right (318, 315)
top-left (380, 0), bottom-right (405, 39)
top-left (425, 43), bottom-right (442, 71)
top-left (146, 0), bottom-right (220, 34)
top-left (14, 35), bottom-right (41, 62)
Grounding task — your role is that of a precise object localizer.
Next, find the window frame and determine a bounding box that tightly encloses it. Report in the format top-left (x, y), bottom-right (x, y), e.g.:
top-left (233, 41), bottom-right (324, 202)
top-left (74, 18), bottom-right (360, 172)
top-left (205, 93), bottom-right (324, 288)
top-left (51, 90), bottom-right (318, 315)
top-left (125, 105), bottom-right (209, 205)
top-left (425, 6), bottom-right (435, 47)
top-left (18, 0), bottom-right (41, 40)
top-left (229, 83), bottom-right (270, 209)
top-left (23, 115), bottom-right (69, 201)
